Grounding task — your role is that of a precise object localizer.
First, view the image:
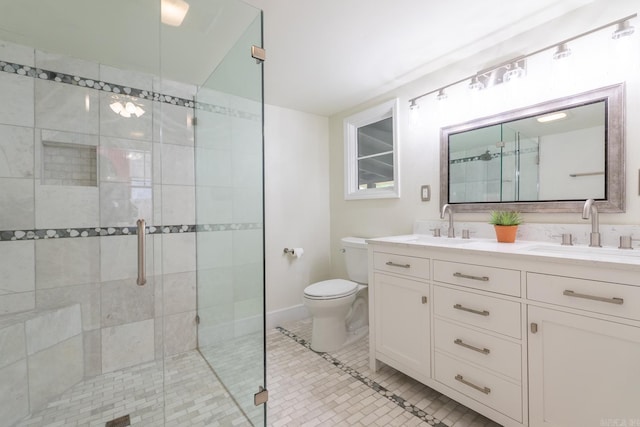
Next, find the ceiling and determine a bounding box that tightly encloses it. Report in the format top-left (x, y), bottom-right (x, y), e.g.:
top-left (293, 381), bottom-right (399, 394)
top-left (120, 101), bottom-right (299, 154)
top-left (245, 0), bottom-right (596, 116)
top-left (0, 0), bottom-right (597, 116)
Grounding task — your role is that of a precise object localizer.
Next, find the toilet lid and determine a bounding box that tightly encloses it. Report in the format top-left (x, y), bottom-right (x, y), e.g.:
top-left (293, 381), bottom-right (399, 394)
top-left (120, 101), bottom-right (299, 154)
top-left (304, 279), bottom-right (358, 299)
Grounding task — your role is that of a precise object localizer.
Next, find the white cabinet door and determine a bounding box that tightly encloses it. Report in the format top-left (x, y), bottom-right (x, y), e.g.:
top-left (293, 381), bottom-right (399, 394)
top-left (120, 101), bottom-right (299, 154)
top-left (374, 273), bottom-right (430, 380)
top-left (528, 306), bottom-right (640, 427)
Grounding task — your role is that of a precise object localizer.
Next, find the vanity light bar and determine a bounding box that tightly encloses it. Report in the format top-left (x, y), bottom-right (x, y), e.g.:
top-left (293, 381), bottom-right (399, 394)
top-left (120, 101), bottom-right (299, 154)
top-left (537, 112), bottom-right (567, 123)
top-left (407, 14), bottom-right (637, 107)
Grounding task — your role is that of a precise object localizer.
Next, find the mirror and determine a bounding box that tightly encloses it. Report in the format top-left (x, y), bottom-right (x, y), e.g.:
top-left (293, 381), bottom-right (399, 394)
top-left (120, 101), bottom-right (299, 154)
top-left (440, 83), bottom-right (625, 213)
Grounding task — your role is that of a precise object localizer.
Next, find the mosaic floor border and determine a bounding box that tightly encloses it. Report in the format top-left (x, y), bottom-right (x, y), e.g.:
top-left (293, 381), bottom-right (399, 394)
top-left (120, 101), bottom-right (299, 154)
top-left (276, 326), bottom-right (447, 427)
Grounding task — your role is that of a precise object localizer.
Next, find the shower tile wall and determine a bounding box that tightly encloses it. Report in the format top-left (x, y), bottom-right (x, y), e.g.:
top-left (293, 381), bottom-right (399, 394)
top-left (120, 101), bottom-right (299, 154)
top-left (0, 38), bottom-right (203, 422)
top-left (449, 147), bottom-right (501, 203)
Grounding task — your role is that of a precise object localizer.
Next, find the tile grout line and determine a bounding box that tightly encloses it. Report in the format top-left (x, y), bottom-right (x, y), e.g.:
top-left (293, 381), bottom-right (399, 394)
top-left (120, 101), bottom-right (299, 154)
top-left (275, 326), bottom-right (447, 426)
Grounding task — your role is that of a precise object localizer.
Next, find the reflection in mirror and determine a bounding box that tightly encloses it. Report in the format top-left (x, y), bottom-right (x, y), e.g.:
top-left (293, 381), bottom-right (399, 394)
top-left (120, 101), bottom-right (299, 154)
top-left (448, 102), bottom-right (605, 203)
top-left (440, 84), bottom-right (625, 213)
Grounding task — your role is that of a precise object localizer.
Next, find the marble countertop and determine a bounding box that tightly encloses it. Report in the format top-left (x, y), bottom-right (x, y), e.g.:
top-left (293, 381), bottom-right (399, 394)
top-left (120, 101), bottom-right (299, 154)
top-left (366, 234), bottom-right (640, 269)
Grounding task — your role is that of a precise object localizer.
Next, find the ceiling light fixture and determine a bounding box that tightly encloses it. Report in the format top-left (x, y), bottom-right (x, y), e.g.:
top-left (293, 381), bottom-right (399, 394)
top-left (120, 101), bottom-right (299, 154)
top-left (406, 14), bottom-right (636, 108)
top-left (468, 76), bottom-right (485, 91)
top-left (503, 62), bottom-right (526, 82)
top-left (161, 0), bottom-right (190, 27)
top-left (552, 43), bottom-right (572, 60)
top-left (110, 98), bottom-right (145, 118)
top-left (612, 20), bottom-right (635, 39)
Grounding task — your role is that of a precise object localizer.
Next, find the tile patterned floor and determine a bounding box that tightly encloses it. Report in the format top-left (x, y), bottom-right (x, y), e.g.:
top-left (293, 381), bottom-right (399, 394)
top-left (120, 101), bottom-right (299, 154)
top-left (267, 319), bottom-right (500, 427)
top-left (14, 318), bottom-right (501, 426)
top-left (16, 351), bottom-right (248, 427)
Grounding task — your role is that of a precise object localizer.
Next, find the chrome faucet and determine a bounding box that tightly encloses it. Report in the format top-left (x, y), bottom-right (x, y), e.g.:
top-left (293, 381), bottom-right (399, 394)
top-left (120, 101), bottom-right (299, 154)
top-left (440, 204), bottom-right (455, 238)
top-left (582, 198), bottom-right (601, 247)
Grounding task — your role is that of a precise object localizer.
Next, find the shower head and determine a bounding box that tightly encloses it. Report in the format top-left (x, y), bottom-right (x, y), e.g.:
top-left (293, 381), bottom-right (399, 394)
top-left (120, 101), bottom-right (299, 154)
top-left (479, 150), bottom-right (492, 161)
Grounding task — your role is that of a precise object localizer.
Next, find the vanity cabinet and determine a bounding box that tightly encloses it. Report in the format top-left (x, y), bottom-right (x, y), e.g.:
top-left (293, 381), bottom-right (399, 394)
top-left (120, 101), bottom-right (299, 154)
top-left (369, 245), bottom-right (525, 426)
top-left (432, 261), bottom-right (524, 424)
top-left (527, 274), bottom-right (640, 427)
top-left (373, 273), bottom-right (430, 383)
top-left (370, 249), bottom-right (431, 383)
top-left (368, 239), bottom-right (640, 427)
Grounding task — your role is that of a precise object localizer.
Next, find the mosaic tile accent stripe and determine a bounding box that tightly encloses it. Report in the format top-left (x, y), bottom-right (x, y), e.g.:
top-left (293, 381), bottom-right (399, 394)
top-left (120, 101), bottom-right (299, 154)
top-left (0, 223), bottom-right (262, 241)
top-left (0, 59), bottom-right (260, 120)
top-left (276, 326), bottom-right (448, 427)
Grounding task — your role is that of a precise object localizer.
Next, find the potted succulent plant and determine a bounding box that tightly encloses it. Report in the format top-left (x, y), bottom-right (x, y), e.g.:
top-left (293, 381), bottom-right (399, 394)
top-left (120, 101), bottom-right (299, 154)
top-left (489, 211), bottom-right (523, 243)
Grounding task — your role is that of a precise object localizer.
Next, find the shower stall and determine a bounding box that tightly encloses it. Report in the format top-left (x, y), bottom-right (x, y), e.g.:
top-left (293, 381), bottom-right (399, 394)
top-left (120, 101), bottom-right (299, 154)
top-left (0, 0), bottom-right (265, 425)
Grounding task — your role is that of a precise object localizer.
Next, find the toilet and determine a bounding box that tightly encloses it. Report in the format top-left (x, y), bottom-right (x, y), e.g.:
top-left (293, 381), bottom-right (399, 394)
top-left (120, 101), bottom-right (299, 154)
top-left (303, 237), bottom-right (369, 352)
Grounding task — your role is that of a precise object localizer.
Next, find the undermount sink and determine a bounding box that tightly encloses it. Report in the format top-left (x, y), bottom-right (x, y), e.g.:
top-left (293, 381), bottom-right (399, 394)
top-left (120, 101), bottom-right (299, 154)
top-left (524, 244), bottom-right (640, 259)
top-left (382, 234), bottom-right (474, 245)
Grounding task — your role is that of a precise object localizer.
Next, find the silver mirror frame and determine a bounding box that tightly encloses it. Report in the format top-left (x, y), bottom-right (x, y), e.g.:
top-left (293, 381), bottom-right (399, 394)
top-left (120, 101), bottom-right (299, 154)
top-left (439, 83), bottom-right (625, 213)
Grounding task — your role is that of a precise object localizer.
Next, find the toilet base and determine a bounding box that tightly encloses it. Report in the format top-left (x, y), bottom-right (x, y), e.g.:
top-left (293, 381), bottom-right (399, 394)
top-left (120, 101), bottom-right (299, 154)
top-left (310, 316), bottom-right (348, 352)
top-left (310, 321), bottom-right (368, 353)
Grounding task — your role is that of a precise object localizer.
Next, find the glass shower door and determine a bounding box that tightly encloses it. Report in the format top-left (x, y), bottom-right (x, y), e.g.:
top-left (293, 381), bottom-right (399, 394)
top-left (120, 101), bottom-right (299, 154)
top-left (194, 6), bottom-right (265, 426)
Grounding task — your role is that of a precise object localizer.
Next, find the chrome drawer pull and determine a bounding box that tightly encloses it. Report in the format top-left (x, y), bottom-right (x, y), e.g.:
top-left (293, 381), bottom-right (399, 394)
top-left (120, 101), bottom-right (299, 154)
top-left (453, 272), bottom-right (489, 282)
top-left (453, 303), bottom-right (490, 316)
top-left (563, 290), bottom-right (624, 305)
top-left (386, 261), bottom-right (411, 269)
top-left (454, 338), bottom-right (490, 355)
top-left (455, 374), bottom-right (491, 394)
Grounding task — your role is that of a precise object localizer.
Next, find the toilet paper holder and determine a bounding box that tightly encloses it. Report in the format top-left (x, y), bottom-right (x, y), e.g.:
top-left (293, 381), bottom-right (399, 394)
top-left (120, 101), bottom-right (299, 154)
top-left (283, 247), bottom-right (303, 257)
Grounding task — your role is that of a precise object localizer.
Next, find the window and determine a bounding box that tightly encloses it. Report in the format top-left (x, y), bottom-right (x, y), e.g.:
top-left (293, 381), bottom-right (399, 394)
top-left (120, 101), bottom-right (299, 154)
top-left (344, 99), bottom-right (399, 200)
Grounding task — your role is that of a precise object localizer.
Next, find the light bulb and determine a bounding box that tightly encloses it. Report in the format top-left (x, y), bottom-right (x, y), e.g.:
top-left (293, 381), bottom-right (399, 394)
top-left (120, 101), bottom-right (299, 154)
top-left (553, 43), bottom-right (572, 60)
top-left (612, 20), bottom-right (635, 39)
top-left (134, 106), bottom-right (146, 118)
top-left (110, 102), bottom-right (123, 114)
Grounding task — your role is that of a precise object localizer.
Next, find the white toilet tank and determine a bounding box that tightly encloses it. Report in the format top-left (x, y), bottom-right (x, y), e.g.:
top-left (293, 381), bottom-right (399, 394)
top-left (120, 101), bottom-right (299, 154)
top-left (341, 237), bottom-right (368, 284)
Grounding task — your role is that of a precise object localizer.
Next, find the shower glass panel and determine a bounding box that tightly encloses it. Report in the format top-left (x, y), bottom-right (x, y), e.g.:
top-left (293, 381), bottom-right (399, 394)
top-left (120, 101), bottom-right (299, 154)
top-left (0, 1), bottom-right (166, 425)
top-left (194, 4), bottom-right (265, 427)
top-left (0, 0), bottom-right (264, 426)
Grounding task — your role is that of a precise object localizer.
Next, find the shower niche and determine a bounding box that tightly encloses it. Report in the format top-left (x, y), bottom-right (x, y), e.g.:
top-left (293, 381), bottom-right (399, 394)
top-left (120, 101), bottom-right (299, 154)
top-left (41, 140), bottom-right (98, 187)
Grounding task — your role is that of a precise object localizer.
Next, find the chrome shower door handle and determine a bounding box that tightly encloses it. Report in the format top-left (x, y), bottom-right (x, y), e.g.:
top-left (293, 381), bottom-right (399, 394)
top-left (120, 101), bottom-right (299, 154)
top-left (137, 219), bottom-right (146, 286)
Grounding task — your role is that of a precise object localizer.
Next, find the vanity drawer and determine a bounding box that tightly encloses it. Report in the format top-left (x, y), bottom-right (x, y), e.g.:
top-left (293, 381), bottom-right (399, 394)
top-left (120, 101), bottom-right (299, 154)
top-left (527, 273), bottom-right (640, 321)
top-left (434, 286), bottom-right (521, 339)
top-left (434, 318), bottom-right (521, 381)
top-left (434, 352), bottom-right (522, 423)
top-left (433, 260), bottom-right (520, 297)
top-left (374, 252), bottom-right (430, 280)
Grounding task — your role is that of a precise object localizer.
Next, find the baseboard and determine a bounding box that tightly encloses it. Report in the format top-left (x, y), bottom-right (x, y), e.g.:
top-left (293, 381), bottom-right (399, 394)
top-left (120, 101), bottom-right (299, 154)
top-left (266, 304), bottom-right (310, 330)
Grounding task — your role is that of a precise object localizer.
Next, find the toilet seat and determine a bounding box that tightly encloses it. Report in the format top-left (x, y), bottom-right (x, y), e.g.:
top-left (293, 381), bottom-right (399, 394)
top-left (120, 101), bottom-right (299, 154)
top-left (304, 279), bottom-right (358, 300)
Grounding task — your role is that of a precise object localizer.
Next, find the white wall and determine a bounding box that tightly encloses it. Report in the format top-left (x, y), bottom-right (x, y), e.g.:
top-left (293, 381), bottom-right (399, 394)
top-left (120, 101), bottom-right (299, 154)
top-left (327, 0), bottom-right (640, 279)
top-left (264, 105), bottom-right (331, 326)
top-left (539, 126), bottom-right (605, 200)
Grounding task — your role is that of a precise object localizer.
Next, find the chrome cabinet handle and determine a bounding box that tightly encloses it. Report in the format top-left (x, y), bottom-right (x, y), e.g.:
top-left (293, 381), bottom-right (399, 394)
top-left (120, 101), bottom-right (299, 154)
top-left (386, 261), bottom-right (410, 268)
top-left (453, 303), bottom-right (490, 316)
top-left (454, 338), bottom-right (490, 355)
top-left (136, 219), bottom-right (146, 286)
top-left (453, 272), bottom-right (489, 282)
top-left (563, 290), bottom-right (623, 305)
top-left (455, 374), bottom-right (491, 394)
